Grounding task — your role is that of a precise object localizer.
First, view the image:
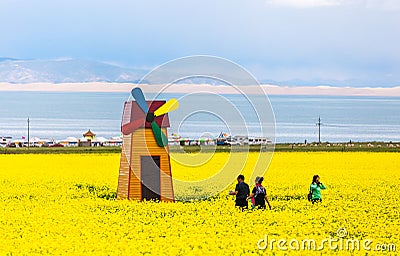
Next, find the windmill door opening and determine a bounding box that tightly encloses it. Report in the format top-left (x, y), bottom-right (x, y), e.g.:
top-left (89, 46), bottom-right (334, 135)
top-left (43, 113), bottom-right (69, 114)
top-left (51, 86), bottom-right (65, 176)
top-left (140, 156), bottom-right (161, 201)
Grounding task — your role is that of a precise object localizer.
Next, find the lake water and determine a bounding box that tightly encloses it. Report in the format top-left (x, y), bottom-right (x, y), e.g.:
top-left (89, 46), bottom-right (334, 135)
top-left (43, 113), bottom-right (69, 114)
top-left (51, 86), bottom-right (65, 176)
top-left (0, 91), bottom-right (399, 143)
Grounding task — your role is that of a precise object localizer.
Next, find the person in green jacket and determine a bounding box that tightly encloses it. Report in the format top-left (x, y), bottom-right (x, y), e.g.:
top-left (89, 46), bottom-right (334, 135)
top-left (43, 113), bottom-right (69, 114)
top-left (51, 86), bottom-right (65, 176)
top-left (310, 175), bottom-right (326, 204)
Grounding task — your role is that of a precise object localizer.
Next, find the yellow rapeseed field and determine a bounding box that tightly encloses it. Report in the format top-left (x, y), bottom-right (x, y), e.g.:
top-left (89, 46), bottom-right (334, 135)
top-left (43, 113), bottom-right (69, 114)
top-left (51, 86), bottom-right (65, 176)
top-left (0, 152), bottom-right (399, 255)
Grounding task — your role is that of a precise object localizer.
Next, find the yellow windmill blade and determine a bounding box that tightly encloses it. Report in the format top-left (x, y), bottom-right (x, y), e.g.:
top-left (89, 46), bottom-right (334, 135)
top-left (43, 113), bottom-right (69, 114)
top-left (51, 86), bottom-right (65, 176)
top-left (154, 98), bottom-right (179, 116)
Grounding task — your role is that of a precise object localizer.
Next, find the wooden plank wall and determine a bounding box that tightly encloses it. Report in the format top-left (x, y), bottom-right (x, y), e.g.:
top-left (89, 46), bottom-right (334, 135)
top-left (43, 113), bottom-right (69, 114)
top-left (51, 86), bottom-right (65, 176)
top-left (121, 101), bottom-right (132, 126)
top-left (129, 128), bottom-right (174, 202)
top-left (117, 133), bottom-right (132, 199)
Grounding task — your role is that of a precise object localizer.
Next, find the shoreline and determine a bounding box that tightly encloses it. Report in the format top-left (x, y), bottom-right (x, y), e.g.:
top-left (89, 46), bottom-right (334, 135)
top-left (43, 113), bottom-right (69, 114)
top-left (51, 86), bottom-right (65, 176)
top-left (1, 82), bottom-right (400, 97)
top-left (1, 142), bottom-right (399, 154)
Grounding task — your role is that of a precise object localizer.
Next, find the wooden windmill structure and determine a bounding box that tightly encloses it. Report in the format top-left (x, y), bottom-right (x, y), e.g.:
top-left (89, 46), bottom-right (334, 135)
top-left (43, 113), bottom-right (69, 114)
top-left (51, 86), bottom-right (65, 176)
top-left (117, 88), bottom-right (178, 202)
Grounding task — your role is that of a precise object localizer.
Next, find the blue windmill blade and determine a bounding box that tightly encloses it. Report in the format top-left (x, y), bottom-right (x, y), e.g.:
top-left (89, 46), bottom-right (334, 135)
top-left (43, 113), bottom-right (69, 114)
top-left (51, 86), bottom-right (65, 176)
top-left (131, 88), bottom-right (149, 113)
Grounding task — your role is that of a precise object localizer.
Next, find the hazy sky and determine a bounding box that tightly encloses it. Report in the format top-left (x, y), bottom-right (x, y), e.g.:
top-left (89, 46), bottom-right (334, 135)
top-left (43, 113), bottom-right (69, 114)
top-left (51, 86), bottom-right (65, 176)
top-left (1, 0), bottom-right (399, 84)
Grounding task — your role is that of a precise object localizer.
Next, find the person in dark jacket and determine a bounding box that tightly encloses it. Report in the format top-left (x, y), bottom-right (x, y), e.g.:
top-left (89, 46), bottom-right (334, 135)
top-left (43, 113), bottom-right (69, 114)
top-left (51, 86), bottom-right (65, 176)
top-left (247, 176), bottom-right (272, 210)
top-left (229, 175), bottom-right (250, 209)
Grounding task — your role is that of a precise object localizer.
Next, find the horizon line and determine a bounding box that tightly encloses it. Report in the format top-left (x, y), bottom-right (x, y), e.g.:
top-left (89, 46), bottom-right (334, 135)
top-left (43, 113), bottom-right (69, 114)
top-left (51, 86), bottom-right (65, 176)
top-left (1, 82), bottom-right (400, 97)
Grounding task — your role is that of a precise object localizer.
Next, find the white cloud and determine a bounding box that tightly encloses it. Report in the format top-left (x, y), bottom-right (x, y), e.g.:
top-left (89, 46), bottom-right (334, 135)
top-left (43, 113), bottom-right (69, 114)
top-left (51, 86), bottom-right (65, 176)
top-left (265, 0), bottom-right (400, 10)
top-left (265, 0), bottom-right (344, 8)
top-left (359, 0), bottom-right (400, 10)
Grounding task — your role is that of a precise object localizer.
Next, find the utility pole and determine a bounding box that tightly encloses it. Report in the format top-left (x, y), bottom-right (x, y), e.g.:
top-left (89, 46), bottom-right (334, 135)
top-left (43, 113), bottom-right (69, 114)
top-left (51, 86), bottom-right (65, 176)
top-left (27, 117), bottom-right (30, 149)
top-left (318, 116), bottom-right (321, 144)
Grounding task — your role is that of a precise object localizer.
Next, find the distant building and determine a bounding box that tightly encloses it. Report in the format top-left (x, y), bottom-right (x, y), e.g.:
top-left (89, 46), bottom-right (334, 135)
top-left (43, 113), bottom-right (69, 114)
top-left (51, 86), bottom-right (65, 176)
top-left (83, 130), bottom-right (96, 140)
top-left (80, 130), bottom-right (96, 147)
top-left (0, 136), bottom-right (12, 148)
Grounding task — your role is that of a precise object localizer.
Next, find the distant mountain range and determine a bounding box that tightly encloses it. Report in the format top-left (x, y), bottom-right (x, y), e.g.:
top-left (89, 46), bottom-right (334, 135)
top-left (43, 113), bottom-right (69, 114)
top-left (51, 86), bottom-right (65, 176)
top-left (0, 58), bottom-right (398, 87)
top-left (0, 58), bottom-right (147, 84)
top-left (259, 78), bottom-right (399, 88)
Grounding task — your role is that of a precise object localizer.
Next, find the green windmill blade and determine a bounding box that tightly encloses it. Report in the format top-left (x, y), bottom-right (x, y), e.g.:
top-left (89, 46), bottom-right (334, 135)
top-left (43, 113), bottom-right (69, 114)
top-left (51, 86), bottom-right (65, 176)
top-left (151, 121), bottom-right (168, 147)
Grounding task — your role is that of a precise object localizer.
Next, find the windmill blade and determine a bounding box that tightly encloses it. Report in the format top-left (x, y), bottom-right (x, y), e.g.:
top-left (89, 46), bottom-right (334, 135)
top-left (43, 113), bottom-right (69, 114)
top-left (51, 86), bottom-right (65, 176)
top-left (131, 88), bottom-right (149, 113)
top-left (121, 118), bottom-right (145, 135)
top-left (151, 121), bottom-right (168, 147)
top-left (154, 98), bottom-right (179, 117)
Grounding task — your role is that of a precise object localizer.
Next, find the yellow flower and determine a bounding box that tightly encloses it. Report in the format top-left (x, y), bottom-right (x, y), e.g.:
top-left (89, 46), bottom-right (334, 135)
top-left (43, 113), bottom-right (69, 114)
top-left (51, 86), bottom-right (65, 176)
top-left (0, 152), bottom-right (398, 254)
